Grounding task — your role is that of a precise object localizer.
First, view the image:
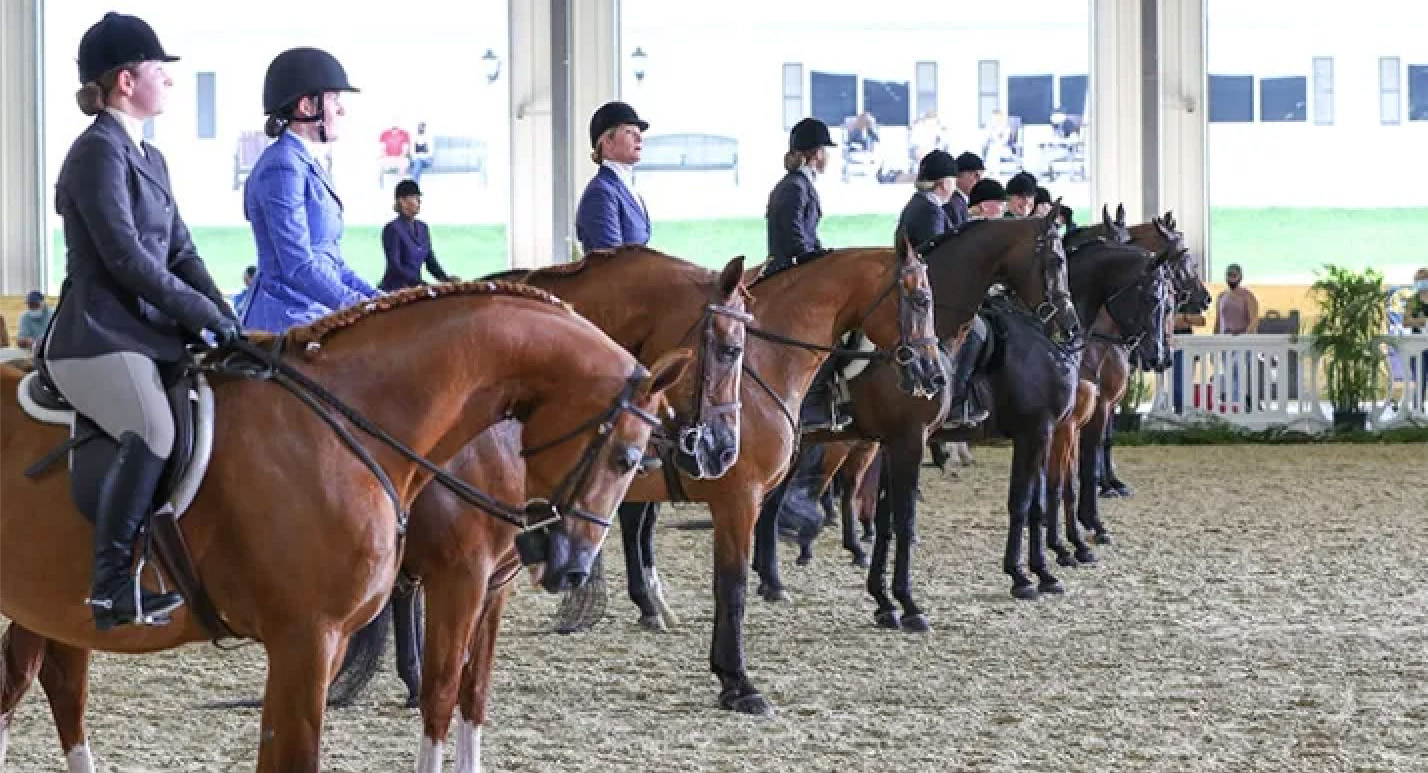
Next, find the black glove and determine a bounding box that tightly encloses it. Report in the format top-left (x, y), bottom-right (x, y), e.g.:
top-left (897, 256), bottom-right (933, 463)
top-left (209, 317), bottom-right (243, 347)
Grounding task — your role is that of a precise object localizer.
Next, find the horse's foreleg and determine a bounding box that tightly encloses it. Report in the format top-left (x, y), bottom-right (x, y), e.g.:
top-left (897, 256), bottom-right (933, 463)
top-left (1077, 404), bottom-right (1115, 545)
top-left (1025, 432), bottom-right (1062, 595)
top-left (1101, 420), bottom-right (1131, 496)
top-left (709, 494), bottom-right (774, 716)
top-left (454, 582), bottom-right (512, 773)
top-left (866, 455), bottom-right (898, 629)
top-left (618, 502), bottom-right (662, 629)
top-left (392, 584), bottom-right (423, 708)
top-left (416, 570), bottom-right (487, 773)
top-left (1, 622), bottom-right (47, 771)
top-left (255, 628), bottom-right (340, 773)
top-left (36, 640), bottom-right (95, 773)
top-left (838, 465), bottom-right (868, 568)
top-left (884, 433), bottom-right (930, 632)
top-left (1005, 430), bottom-right (1050, 600)
top-left (1046, 418), bottom-right (1076, 567)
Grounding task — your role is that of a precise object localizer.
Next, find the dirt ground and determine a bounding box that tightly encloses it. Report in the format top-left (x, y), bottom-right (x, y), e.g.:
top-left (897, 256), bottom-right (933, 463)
top-left (4, 444), bottom-right (1426, 773)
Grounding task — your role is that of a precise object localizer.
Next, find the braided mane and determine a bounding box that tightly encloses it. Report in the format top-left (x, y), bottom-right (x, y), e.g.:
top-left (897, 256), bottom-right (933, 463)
top-left (284, 280), bottom-right (571, 353)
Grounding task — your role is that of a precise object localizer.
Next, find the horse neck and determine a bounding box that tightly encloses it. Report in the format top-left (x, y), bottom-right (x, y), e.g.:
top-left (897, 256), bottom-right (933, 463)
top-left (1069, 246), bottom-right (1147, 330)
top-left (928, 224), bottom-right (1028, 341)
top-left (305, 298), bottom-right (604, 473)
top-left (744, 249), bottom-right (892, 403)
top-left (527, 256), bottom-right (709, 353)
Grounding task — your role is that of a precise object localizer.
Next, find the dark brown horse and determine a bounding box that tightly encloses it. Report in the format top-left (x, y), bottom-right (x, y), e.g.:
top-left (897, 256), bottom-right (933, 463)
top-left (754, 210), bottom-right (1081, 619)
top-left (0, 282), bottom-right (691, 772)
top-left (1068, 211), bottom-right (1211, 544)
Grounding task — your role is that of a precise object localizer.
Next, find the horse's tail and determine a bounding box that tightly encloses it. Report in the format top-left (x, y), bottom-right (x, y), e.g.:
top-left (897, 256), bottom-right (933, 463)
top-left (325, 602), bottom-right (392, 708)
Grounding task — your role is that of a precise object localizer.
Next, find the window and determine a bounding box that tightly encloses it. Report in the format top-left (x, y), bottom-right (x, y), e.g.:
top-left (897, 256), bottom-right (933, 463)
top-left (1059, 74), bottom-right (1088, 116)
top-left (781, 63), bottom-right (804, 131)
top-left (196, 72), bottom-right (217, 139)
top-left (1381, 57), bottom-right (1401, 125)
top-left (1409, 64), bottom-right (1428, 121)
top-left (914, 61), bottom-right (937, 120)
top-left (1311, 57), bottom-right (1333, 125)
top-left (977, 60), bottom-right (999, 128)
top-left (863, 79), bottom-right (909, 127)
top-left (810, 71), bottom-right (857, 127)
top-left (1259, 76), bottom-right (1306, 122)
top-left (1208, 74), bottom-right (1254, 123)
top-left (1007, 74), bottom-right (1054, 125)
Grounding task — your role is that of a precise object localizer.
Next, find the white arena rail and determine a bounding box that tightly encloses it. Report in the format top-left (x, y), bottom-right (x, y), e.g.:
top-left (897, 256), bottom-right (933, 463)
top-left (1144, 334), bottom-right (1428, 433)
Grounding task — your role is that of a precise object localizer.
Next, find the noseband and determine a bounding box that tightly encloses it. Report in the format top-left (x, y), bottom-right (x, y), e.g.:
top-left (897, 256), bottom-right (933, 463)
top-left (668, 301), bottom-right (753, 475)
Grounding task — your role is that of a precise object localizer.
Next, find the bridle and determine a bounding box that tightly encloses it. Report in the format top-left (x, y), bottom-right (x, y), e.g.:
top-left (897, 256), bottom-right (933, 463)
top-left (1092, 256), bottom-right (1172, 351)
top-left (665, 300), bottom-right (753, 475)
top-left (212, 339), bottom-right (659, 548)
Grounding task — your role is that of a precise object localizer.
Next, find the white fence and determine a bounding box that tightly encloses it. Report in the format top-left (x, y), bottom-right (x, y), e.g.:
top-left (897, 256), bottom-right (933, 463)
top-left (1144, 334), bottom-right (1428, 433)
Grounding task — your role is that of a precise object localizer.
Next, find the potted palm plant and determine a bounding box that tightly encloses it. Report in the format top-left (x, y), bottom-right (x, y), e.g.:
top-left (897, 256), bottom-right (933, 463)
top-left (1308, 265), bottom-right (1386, 432)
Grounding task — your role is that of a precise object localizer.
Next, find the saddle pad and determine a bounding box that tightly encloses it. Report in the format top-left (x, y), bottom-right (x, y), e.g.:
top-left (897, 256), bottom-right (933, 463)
top-left (836, 332), bottom-right (878, 382)
top-left (18, 370), bottom-right (216, 521)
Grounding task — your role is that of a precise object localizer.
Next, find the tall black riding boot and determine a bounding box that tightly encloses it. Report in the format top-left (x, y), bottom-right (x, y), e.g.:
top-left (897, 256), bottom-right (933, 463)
top-left (943, 321), bottom-right (990, 428)
top-left (88, 432), bottom-right (184, 631)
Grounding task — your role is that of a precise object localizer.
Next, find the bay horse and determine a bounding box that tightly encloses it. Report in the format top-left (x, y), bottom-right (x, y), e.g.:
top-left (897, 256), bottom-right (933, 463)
top-left (0, 282), bottom-right (692, 773)
top-left (796, 230), bottom-right (1171, 623)
top-left (753, 209), bottom-right (1081, 617)
top-left (1068, 210), bottom-right (1211, 544)
top-left (349, 246), bottom-right (944, 736)
top-left (330, 248), bottom-right (754, 708)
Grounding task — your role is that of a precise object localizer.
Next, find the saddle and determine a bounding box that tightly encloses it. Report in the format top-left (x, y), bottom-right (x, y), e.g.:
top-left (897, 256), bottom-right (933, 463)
top-left (17, 353), bottom-right (234, 640)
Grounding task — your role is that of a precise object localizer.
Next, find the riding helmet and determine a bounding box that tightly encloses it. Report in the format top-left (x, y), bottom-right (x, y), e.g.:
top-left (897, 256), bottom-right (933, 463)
top-left (394, 179), bottom-right (421, 199)
top-left (955, 152), bottom-right (986, 174)
top-left (589, 101), bottom-right (648, 148)
top-left (262, 47), bottom-right (359, 115)
top-left (1006, 172), bottom-right (1038, 198)
top-left (789, 118), bottom-right (836, 152)
top-left (916, 150), bottom-right (959, 182)
top-left (968, 178), bottom-right (1007, 208)
top-left (77, 12), bottom-right (178, 85)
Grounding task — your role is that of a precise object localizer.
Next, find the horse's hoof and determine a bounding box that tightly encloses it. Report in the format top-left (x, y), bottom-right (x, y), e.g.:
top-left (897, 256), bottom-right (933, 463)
top-left (1075, 548), bottom-right (1099, 565)
top-left (404, 694), bottom-right (420, 709)
top-left (758, 584), bottom-right (792, 603)
top-left (861, 533), bottom-right (874, 543)
top-left (1114, 486), bottom-right (1133, 498)
top-left (795, 554), bottom-right (813, 567)
top-left (638, 614), bottom-right (667, 632)
top-left (1054, 551), bottom-right (1078, 568)
top-left (1098, 487), bottom-right (1122, 499)
top-left (719, 690), bottom-right (775, 717)
top-left (1011, 583), bottom-right (1040, 601)
top-left (874, 609), bottom-right (901, 629)
top-left (1038, 578), bottom-right (1066, 595)
top-left (1093, 533), bottom-right (1115, 546)
top-left (900, 613), bottom-right (931, 633)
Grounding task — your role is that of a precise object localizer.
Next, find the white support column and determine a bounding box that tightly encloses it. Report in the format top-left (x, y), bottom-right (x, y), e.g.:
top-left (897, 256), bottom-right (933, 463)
top-left (563, 0), bottom-right (618, 262)
top-left (1, 0), bottom-right (45, 294)
top-left (507, 0), bottom-right (555, 269)
top-left (1158, 0), bottom-right (1209, 271)
top-left (1091, 0), bottom-right (1145, 224)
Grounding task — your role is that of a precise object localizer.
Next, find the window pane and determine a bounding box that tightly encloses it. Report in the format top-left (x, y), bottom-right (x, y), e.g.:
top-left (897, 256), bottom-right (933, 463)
top-left (863, 79), bottom-right (910, 127)
top-left (1007, 75), bottom-right (1054, 126)
top-left (1208, 75), bottom-right (1255, 123)
top-left (45, 0), bottom-right (513, 292)
top-left (1209, 0), bottom-right (1428, 291)
top-left (1058, 75), bottom-right (1088, 117)
top-left (195, 72), bottom-right (217, 139)
top-left (1259, 76), bottom-right (1306, 122)
top-left (783, 63), bottom-right (803, 94)
top-left (810, 71), bottom-right (858, 127)
top-left (1311, 57), bottom-right (1332, 126)
top-left (1408, 64), bottom-right (1428, 121)
top-left (915, 60), bottom-right (937, 118)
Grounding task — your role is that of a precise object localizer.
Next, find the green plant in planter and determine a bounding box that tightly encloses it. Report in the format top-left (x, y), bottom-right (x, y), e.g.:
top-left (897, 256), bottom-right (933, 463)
top-left (1308, 264), bottom-right (1386, 430)
top-left (1114, 368), bottom-right (1150, 431)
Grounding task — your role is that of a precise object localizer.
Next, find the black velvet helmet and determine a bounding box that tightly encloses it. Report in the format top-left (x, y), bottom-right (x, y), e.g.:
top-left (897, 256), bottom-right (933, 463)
top-left (916, 150), bottom-right (959, 182)
top-left (589, 101), bottom-right (648, 148)
top-left (789, 117), bottom-right (836, 152)
top-left (262, 47), bottom-right (359, 115)
top-left (77, 12), bottom-right (178, 85)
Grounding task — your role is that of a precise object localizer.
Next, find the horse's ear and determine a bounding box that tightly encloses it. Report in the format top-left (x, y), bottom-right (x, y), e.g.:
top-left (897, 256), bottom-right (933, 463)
top-left (1153, 217), bottom-right (1173, 240)
top-left (1163, 210), bottom-right (1176, 230)
top-left (1045, 198), bottom-right (1063, 231)
top-left (718, 256), bottom-right (746, 299)
top-left (1115, 203), bottom-right (1127, 226)
top-left (1101, 204), bottom-right (1114, 231)
top-left (643, 348), bottom-right (695, 401)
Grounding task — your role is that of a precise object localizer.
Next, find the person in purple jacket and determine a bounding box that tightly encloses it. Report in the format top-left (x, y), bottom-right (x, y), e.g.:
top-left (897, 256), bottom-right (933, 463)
top-left (241, 47), bottom-right (377, 334)
top-left (379, 179), bottom-right (451, 292)
top-left (574, 101), bottom-right (650, 254)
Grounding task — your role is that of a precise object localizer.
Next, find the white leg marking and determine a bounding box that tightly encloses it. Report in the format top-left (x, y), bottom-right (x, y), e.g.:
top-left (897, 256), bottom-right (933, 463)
top-left (646, 568), bottom-right (680, 628)
top-left (0, 720), bottom-right (9, 772)
top-left (414, 732), bottom-right (443, 773)
top-left (453, 716), bottom-right (482, 773)
top-left (66, 743), bottom-right (97, 773)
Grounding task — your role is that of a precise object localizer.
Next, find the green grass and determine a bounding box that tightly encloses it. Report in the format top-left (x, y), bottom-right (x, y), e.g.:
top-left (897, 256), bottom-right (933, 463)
top-left (47, 208), bottom-right (1428, 292)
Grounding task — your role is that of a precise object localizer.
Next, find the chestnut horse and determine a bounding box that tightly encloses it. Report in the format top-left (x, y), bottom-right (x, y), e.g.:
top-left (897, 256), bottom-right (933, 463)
top-left (362, 246), bottom-right (943, 738)
top-left (329, 249), bottom-right (753, 708)
top-left (0, 282), bottom-right (691, 773)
